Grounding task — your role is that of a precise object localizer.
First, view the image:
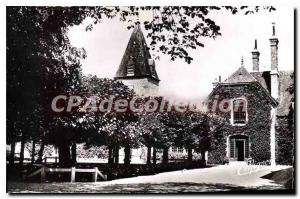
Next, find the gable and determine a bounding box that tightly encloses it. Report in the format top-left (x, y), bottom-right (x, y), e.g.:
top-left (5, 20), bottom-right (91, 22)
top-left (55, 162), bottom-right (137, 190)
top-left (223, 66), bottom-right (257, 84)
top-left (208, 82), bottom-right (278, 108)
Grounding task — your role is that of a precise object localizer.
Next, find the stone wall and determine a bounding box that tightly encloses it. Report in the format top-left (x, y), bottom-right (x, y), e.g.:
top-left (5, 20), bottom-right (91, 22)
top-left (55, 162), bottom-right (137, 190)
top-left (119, 77), bottom-right (159, 96)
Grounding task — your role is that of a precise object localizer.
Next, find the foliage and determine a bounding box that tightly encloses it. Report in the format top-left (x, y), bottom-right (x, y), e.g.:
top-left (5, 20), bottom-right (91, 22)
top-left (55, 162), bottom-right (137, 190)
top-left (25, 143), bottom-right (55, 159)
top-left (85, 6), bottom-right (275, 63)
top-left (81, 75), bottom-right (138, 150)
top-left (275, 71), bottom-right (294, 165)
top-left (276, 115), bottom-right (294, 165)
top-left (7, 7), bottom-right (87, 166)
top-left (139, 100), bottom-right (225, 161)
top-left (76, 144), bottom-right (108, 159)
top-left (208, 83), bottom-right (274, 163)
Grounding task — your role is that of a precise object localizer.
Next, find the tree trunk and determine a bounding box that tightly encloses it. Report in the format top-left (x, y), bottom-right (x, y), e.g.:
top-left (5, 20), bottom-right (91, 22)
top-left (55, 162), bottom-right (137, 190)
top-left (71, 143), bottom-right (77, 165)
top-left (108, 146), bottom-right (114, 165)
top-left (187, 147), bottom-right (193, 164)
top-left (9, 141), bottom-right (16, 167)
top-left (58, 141), bottom-right (71, 167)
top-left (37, 138), bottom-right (45, 163)
top-left (162, 147), bottom-right (169, 164)
top-left (152, 147), bottom-right (157, 165)
top-left (124, 145), bottom-right (131, 166)
top-left (201, 150), bottom-right (206, 166)
top-left (31, 139), bottom-right (36, 164)
top-left (146, 146), bottom-right (151, 165)
top-left (114, 145), bottom-right (119, 164)
top-left (19, 134), bottom-right (25, 167)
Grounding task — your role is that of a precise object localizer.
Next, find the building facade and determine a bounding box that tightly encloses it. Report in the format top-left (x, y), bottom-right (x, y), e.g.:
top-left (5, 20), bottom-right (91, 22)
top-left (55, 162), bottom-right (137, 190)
top-left (207, 23), bottom-right (294, 165)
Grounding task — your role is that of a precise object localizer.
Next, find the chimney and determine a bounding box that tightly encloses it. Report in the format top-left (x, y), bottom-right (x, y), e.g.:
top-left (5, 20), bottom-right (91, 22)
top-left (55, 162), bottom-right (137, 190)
top-left (270, 22), bottom-right (279, 71)
top-left (251, 39), bottom-right (260, 71)
top-left (269, 22), bottom-right (279, 100)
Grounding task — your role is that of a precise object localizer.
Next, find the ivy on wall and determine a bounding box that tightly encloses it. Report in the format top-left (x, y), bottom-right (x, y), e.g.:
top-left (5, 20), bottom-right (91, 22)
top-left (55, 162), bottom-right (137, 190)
top-left (276, 112), bottom-right (294, 165)
top-left (207, 83), bottom-right (273, 164)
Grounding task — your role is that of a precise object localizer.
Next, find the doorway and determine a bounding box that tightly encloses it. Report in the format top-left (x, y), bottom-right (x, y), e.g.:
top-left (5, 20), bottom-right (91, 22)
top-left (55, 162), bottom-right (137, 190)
top-left (235, 140), bottom-right (245, 161)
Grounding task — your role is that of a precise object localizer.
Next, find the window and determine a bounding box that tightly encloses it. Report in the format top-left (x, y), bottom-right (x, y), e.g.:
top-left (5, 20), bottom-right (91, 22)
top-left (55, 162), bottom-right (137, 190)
top-left (127, 65), bottom-right (134, 76)
top-left (171, 146), bottom-right (183, 153)
top-left (171, 146), bottom-right (177, 152)
top-left (232, 99), bottom-right (247, 125)
top-left (177, 147), bottom-right (183, 153)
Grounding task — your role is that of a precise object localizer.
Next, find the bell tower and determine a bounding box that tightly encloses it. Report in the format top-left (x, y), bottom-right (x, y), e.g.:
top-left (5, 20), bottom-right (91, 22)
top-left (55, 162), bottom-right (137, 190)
top-left (114, 25), bottom-right (160, 96)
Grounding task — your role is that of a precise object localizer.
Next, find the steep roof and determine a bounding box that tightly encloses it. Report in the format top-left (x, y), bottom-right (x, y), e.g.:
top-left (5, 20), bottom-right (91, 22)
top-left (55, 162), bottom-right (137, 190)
top-left (214, 65), bottom-right (293, 116)
top-left (223, 66), bottom-right (257, 84)
top-left (115, 25), bottom-right (159, 81)
top-left (250, 71), bottom-right (271, 91)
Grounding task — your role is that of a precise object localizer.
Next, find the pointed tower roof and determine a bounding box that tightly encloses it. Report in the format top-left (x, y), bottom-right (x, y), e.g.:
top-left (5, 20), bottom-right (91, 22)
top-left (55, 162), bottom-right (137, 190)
top-left (223, 58), bottom-right (257, 84)
top-left (115, 25), bottom-right (159, 81)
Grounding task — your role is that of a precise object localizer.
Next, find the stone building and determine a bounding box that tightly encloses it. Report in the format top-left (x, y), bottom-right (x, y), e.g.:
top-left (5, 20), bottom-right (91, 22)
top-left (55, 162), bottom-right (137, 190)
top-left (207, 23), bottom-right (294, 165)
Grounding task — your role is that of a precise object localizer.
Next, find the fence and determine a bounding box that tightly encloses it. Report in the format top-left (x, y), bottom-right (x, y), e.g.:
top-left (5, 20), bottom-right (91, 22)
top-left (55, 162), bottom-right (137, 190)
top-left (27, 166), bottom-right (107, 183)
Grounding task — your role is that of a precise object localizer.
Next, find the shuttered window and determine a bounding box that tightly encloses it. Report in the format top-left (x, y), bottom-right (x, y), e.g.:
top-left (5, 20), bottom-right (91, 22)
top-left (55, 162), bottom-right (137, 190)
top-left (245, 138), bottom-right (249, 158)
top-left (230, 139), bottom-right (235, 158)
top-left (127, 65), bottom-right (134, 76)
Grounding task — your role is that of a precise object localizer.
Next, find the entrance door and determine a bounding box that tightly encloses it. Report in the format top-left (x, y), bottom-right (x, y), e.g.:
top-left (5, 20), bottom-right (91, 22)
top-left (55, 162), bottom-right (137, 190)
top-left (235, 140), bottom-right (244, 161)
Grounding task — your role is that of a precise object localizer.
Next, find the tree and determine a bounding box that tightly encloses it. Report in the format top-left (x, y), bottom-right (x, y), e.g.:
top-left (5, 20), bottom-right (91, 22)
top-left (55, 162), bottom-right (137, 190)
top-left (7, 6), bottom-right (275, 167)
top-left (190, 113), bottom-right (225, 165)
top-left (119, 121), bottom-right (140, 166)
top-left (85, 6), bottom-right (275, 63)
top-left (81, 75), bottom-right (137, 165)
top-left (139, 111), bottom-right (162, 165)
top-left (7, 7), bottom-right (86, 167)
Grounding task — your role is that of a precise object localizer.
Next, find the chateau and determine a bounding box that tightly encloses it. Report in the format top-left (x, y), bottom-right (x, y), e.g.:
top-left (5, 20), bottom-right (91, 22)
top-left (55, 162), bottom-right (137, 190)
top-left (207, 23), bottom-right (294, 165)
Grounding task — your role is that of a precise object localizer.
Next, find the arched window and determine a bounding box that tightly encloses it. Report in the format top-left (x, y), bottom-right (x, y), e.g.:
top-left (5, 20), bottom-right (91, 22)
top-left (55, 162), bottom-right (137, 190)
top-left (232, 98), bottom-right (247, 125)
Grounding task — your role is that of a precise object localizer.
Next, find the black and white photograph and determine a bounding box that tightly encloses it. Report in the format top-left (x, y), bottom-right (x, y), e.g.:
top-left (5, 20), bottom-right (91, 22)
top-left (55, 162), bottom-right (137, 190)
top-left (4, 3), bottom-right (296, 194)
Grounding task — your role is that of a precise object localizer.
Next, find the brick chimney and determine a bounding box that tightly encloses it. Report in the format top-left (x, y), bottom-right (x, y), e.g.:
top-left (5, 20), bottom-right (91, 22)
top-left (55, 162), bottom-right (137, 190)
top-left (269, 22), bottom-right (279, 100)
top-left (251, 39), bottom-right (260, 71)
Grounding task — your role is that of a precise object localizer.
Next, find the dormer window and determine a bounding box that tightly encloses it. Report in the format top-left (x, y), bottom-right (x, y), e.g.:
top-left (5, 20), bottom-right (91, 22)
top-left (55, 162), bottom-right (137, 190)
top-left (127, 65), bottom-right (134, 76)
top-left (231, 98), bottom-right (247, 125)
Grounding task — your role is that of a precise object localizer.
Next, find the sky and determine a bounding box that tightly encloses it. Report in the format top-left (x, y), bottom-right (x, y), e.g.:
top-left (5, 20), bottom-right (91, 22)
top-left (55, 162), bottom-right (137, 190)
top-left (68, 7), bottom-right (294, 102)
